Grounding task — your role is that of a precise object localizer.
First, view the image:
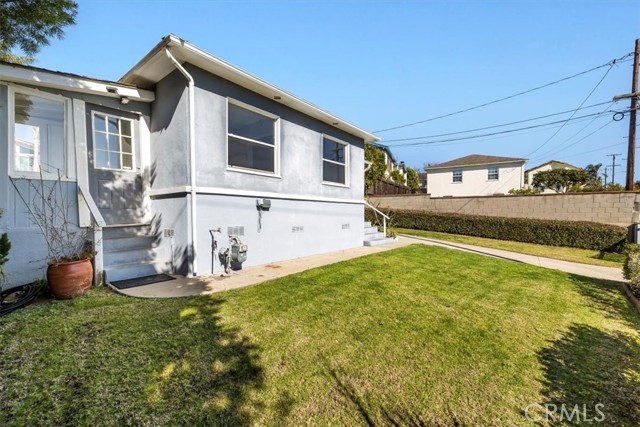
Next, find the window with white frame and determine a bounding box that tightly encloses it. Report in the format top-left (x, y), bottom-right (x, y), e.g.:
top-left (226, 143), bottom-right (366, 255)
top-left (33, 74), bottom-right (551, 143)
top-left (452, 170), bottom-right (462, 182)
top-left (322, 136), bottom-right (348, 185)
top-left (12, 92), bottom-right (66, 174)
top-left (227, 102), bottom-right (278, 174)
top-left (487, 167), bottom-right (499, 180)
top-left (93, 113), bottom-right (134, 170)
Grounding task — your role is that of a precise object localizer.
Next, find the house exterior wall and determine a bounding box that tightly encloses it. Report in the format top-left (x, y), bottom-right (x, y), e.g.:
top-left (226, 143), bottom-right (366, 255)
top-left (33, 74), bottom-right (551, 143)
top-left (0, 82), bottom-right (151, 286)
top-left (147, 63), bottom-right (367, 275)
top-left (427, 162), bottom-right (524, 197)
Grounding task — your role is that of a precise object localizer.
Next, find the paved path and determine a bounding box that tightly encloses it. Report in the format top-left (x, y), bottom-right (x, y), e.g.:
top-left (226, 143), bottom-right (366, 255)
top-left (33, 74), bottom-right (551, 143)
top-left (110, 235), bottom-right (624, 298)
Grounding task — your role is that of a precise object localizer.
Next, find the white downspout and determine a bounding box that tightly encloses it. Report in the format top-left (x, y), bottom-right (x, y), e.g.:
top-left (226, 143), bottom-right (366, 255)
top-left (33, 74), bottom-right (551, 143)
top-left (165, 48), bottom-right (198, 276)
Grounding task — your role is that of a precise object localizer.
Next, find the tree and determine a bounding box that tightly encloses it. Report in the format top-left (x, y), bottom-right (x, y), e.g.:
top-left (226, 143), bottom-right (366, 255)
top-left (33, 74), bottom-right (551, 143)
top-left (532, 168), bottom-right (590, 193)
top-left (581, 163), bottom-right (604, 192)
top-left (0, 0), bottom-right (78, 64)
top-left (364, 144), bottom-right (386, 191)
top-left (389, 169), bottom-right (405, 184)
top-left (406, 167), bottom-right (420, 192)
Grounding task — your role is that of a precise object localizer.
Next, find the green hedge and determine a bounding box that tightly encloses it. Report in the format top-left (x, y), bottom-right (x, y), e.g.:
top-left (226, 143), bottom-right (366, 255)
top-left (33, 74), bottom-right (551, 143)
top-left (366, 208), bottom-right (627, 252)
top-left (623, 244), bottom-right (640, 299)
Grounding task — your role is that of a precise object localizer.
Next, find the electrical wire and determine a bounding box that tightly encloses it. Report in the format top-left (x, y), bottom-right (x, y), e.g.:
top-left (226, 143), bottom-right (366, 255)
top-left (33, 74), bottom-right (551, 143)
top-left (385, 110), bottom-right (623, 147)
top-left (373, 52), bottom-right (634, 133)
top-left (523, 61), bottom-right (619, 157)
top-left (529, 120), bottom-right (615, 163)
top-left (380, 101), bottom-right (613, 143)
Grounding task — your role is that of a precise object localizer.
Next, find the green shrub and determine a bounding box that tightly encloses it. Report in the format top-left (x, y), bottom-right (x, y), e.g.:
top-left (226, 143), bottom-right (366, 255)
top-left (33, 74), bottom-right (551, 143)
top-left (623, 244), bottom-right (640, 298)
top-left (365, 208), bottom-right (627, 252)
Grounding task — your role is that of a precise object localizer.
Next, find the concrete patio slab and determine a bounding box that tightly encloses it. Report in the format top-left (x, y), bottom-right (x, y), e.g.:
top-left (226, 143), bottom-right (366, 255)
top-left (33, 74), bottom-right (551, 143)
top-left (109, 235), bottom-right (625, 299)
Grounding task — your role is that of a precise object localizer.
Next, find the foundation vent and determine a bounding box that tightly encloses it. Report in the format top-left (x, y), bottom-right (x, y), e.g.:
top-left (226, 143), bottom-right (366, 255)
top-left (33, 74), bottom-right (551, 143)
top-left (341, 223), bottom-right (350, 230)
top-left (292, 226), bottom-right (304, 233)
top-left (227, 226), bottom-right (245, 237)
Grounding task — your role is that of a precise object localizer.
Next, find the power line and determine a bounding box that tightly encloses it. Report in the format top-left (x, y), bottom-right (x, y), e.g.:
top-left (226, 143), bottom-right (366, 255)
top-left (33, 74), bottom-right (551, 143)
top-left (373, 52), bottom-right (634, 133)
top-left (529, 102), bottom-right (615, 161)
top-left (380, 101), bottom-right (613, 143)
top-left (385, 110), bottom-right (624, 147)
top-left (524, 63), bottom-right (615, 157)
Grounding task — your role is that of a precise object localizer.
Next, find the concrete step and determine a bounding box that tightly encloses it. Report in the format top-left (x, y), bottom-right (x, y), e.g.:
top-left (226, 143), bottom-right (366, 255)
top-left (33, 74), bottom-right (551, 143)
top-left (364, 226), bottom-right (380, 235)
top-left (363, 231), bottom-right (386, 241)
top-left (104, 260), bottom-right (167, 283)
top-left (363, 237), bottom-right (397, 247)
top-left (103, 224), bottom-right (153, 239)
top-left (364, 221), bottom-right (372, 228)
top-left (103, 235), bottom-right (158, 251)
top-left (104, 246), bottom-right (156, 266)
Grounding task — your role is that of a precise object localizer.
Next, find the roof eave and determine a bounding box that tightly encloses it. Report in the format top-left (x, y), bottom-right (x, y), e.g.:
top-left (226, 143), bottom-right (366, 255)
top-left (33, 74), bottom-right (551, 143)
top-left (0, 61), bottom-right (155, 102)
top-left (427, 159), bottom-right (527, 171)
top-left (120, 34), bottom-right (379, 143)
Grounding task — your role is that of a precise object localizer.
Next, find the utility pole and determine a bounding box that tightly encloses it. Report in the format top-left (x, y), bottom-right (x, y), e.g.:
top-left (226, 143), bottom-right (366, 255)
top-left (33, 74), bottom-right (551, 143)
top-left (607, 153), bottom-right (622, 184)
top-left (613, 39), bottom-right (639, 190)
top-left (603, 166), bottom-right (610, 186)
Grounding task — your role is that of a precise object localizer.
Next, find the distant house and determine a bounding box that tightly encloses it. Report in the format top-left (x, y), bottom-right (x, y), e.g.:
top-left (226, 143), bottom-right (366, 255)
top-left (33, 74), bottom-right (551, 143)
top-left (370, 142), bottom-right (407, 184)
top-left (418, 172), bottom-right (428, 192)
top-left (426, 154), bottom-right (527, 197)
top-left (525, 160), bottom-right (580, 193)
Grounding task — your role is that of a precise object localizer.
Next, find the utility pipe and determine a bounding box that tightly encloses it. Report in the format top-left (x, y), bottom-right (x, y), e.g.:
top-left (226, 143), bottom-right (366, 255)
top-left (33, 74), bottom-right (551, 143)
top-left (165, 48), bottom-right (199, 276)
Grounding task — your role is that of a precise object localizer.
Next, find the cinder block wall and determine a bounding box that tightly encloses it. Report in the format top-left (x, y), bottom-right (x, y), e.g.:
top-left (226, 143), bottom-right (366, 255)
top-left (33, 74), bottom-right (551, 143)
top-left (369, 192), bottom-right (640, 226)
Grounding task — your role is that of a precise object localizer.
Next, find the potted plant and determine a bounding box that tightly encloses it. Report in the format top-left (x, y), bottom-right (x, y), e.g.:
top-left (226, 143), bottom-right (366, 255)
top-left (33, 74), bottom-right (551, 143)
top-left (10, 172), bottom-right (94, 299)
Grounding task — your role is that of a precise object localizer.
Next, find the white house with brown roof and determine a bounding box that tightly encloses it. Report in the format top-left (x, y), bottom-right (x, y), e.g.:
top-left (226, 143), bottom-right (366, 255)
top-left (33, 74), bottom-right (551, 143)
top-left (426, 154), bottom-right (527, 197)
top-left (525, 160), bottom-right (580, 193)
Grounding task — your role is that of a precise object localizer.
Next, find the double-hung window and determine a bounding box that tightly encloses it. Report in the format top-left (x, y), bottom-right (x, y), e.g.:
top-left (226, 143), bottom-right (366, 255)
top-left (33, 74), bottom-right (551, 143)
top-left (93, 113), bottom-right (134, 170)
top-left (452, 170), bottom-right (462, 183)
top-left (487, 167), bottom-right (499, 181)
top-left (12, 91), bottom-right (66, 175)
top-left (322, 136), bottom-right (349, 185)
top-left (227, 101), bottom-right (278, 174)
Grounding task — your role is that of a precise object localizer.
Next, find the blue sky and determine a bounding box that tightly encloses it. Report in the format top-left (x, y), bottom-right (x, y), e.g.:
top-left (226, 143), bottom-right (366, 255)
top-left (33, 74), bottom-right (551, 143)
top-left (32, 0), bottom-right (640, 181)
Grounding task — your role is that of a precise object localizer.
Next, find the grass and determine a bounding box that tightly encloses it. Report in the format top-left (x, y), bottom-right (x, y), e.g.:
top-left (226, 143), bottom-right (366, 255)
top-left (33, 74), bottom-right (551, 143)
top-left (396, 227), bottom-right (626, 268)
top-left (1, 245), bottom-right (639, 426)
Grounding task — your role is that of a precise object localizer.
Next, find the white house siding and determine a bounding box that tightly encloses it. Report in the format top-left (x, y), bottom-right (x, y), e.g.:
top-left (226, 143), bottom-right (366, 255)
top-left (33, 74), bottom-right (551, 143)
top-left (526, 163), bottom-right (578, 193)
top-left (427, 163), bottom-right (525, 197)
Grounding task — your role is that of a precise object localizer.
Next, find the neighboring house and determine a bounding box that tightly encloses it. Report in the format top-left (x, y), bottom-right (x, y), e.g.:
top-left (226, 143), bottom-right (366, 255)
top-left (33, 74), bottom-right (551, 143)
top-left (371, 142), bottom-right (407, 184)
top-left (0, 34), bottom-right (381, 287)
top-left (426, 154), bottom-right (527, 197)
top-left (525, 160), bottom-right (580, 193)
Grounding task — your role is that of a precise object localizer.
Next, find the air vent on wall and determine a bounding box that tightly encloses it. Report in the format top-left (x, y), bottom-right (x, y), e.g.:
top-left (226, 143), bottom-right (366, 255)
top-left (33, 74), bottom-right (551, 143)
top-left (227, 226), bottom-right (245, 237)
top-left (292, 226), bottom-right (304, 233)
top-left (342, 223), bottom-right (350, 230)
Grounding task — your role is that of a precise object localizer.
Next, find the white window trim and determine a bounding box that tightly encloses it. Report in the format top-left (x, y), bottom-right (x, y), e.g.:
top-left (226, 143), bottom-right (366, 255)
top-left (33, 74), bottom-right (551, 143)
top-left (90, 111), bottom-right (136, 172)
top-left (225, 98), bottom-right (281, 177)
top-left (7, 85), bottom-right (75, 180)
top-left (452, 170), bottom-right (463, 183)
top-left (321, 134), bottom-right (350, 188)
top-left (487, 167), bottom-right (499, 181)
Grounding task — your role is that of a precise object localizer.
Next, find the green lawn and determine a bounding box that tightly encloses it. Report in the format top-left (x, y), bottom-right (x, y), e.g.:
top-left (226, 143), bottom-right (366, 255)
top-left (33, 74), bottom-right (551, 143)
top-left (1, 245), bottom-right (638, 426)
top-left (397, 227), bottom-right (626, 268)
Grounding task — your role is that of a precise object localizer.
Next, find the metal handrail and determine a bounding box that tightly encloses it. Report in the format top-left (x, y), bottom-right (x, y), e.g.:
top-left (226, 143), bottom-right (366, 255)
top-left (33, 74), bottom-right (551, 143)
top-left (364, 201), bottom-right (389, 237)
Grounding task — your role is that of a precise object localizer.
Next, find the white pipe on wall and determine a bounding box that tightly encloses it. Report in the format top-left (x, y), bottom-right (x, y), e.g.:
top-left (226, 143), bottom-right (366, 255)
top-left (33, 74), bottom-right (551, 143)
top-left (165, 48), bottom-right (199, 276)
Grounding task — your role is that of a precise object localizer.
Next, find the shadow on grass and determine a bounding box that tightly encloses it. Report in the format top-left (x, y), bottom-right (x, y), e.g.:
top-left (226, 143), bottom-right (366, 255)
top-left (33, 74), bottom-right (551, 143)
top-left (0, 293), bottom-right (264, 426)
top-left (569, 274), bottom-right (639, 326)
top-left (537, 324), bottom-right (640, 426)
top-left (328, 368), bottom-right (460, 427)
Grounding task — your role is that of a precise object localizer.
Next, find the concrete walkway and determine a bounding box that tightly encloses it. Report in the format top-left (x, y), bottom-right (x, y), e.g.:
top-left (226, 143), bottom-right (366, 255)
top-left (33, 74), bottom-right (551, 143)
top-left (110, 235), bottom-right (625, 298)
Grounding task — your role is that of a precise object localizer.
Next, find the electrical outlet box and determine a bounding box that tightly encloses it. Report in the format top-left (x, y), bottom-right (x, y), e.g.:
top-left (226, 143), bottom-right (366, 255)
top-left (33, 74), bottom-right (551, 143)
top-left (256, 198), bottom-right (271, 210)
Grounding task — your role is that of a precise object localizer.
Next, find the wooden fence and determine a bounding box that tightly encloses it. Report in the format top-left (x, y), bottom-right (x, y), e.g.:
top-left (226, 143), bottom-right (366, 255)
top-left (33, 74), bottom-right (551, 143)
top-left (366, 179), bottom-right (413, 196)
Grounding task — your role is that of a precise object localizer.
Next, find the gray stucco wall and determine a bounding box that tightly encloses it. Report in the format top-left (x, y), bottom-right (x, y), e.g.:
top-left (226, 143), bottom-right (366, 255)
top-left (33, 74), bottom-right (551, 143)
top-left (195, 194), bottom-right (364, 274)
top-left (150, 195), bottom-right (191, 276)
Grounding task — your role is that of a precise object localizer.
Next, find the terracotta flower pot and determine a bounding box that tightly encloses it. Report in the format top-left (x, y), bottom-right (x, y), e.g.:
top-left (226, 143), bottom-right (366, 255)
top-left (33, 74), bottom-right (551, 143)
top-left (47, 258), bottom-right (93, 300)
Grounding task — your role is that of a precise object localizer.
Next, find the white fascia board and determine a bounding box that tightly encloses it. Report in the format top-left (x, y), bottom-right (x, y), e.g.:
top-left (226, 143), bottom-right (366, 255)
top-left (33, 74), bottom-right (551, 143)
top-left (121, 35), bottom-right (378, 143)
top-left (0, 63), bottom-right (155, 102)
